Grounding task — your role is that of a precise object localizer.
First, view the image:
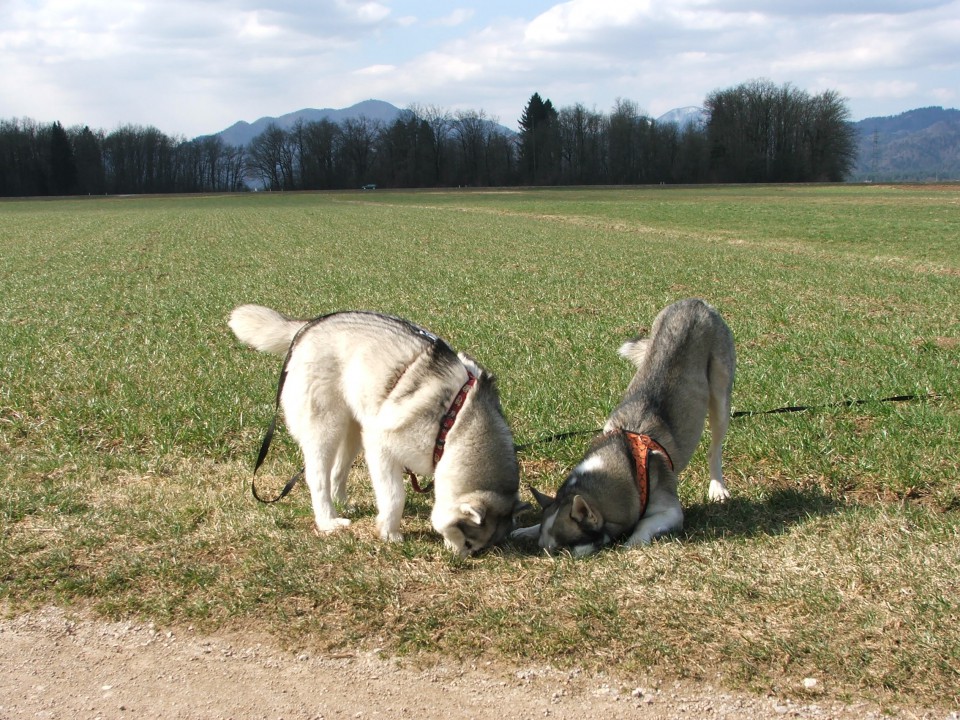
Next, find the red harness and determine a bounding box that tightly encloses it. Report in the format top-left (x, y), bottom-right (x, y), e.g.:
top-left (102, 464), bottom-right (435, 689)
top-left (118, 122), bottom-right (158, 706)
top-left (408, 371), bottom-right (477, 493)
top-left (617, 430), bottom-right (674, 516)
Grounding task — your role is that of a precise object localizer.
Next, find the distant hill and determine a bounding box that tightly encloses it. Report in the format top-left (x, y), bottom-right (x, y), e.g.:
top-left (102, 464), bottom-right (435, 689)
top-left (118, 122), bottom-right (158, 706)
top-left (656, 106), bottom-right (707, 129)
top-left (209, 99), bottom-right (519, 147)
top-left (850, 107), bottom-right (960, 181)
top-left (211, 99), bottom-right (404, 147)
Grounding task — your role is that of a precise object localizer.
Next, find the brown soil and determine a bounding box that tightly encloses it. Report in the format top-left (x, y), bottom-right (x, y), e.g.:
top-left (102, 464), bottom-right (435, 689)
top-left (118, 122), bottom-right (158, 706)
top-left (1, 606), bottom-right (953, 720)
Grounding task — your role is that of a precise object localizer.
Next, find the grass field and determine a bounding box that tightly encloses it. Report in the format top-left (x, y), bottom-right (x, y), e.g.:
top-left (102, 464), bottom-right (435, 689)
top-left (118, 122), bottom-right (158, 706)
top-left (1, 185), bottom-right (958, 709)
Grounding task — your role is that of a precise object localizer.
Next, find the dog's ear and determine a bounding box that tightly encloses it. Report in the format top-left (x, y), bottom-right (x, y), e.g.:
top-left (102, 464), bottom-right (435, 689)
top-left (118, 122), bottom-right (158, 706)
top-left (571, 495), bottom-right (602, 531)
top-left (529, 485), bottom-right (555, 509)
top-left (459, 503), bottom-right (485, 526)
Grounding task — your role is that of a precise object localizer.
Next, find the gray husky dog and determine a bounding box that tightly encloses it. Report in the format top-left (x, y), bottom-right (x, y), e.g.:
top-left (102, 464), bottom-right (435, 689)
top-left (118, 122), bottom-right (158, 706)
top-left (513, 299), bottom-right (735, 555)
top-left (229, 304), bottom-right (528, 557)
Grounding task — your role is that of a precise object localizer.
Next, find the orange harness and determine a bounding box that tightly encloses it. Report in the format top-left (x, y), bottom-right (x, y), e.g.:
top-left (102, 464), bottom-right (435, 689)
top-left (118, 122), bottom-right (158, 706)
top-left (616, 430), bottom-right (674, 517)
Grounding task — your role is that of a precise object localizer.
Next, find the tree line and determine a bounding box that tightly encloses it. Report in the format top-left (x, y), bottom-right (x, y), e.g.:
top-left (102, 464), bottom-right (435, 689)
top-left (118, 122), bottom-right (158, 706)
top-left (0, 79), bottom-right (857, 197)
top-left (0, 119), bottom-right (246, 196)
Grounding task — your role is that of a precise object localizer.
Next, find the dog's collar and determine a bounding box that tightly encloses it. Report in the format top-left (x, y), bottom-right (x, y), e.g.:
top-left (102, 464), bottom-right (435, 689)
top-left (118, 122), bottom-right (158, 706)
top-left (434, 371), bottom-right (477, 465)
top-left (405, 371), bottom-right (477, 495)
top-left (610, 430), bottom-right (674, 517)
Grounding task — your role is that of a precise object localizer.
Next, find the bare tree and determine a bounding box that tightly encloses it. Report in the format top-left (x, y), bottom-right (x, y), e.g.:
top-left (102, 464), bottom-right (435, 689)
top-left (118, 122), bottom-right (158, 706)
top-left (339, 116), bottom-right (381, 187)
top-left (452, 110), bottom-right (491, 185)
top-left (297, 119), bottom-right (340, 189)
top-left (558, 103), bottom-right (606, 184)
top-left (409, 104), bottom-right (452, 185)
top-left (607, 98), bottom-right (653, 184)
top-left (705, 79), bottom-right (856, 182)
top-left (247, 124), bottom-right (295, 190)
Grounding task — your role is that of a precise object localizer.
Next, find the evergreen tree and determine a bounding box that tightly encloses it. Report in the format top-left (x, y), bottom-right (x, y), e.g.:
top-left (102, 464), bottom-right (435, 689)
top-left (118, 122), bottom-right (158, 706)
top-left (72, 126), bottom-right (105, 195)
top-left (48, 121), bottom-right (77, 194)
top-left (519, 93), bottom-right (560, 184)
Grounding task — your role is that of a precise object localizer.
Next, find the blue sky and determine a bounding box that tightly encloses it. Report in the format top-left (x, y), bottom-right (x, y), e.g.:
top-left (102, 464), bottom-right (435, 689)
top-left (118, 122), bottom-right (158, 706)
top-left (2, 0), bottom-right (958, 138)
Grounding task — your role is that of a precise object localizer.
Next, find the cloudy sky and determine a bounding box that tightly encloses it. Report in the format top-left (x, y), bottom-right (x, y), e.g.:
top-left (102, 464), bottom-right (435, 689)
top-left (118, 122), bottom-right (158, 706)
top-left (2, 0), bottom-right (958, 138)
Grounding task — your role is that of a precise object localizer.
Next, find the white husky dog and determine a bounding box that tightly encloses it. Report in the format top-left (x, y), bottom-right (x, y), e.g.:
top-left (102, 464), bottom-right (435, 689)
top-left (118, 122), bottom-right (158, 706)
top-left (229, 305), bottom-right (528, 557)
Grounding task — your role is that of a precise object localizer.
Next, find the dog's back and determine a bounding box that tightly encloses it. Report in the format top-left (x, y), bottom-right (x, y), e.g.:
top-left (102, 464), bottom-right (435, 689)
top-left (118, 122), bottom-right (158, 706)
top-left (606, 298), bottom-right (734, 473)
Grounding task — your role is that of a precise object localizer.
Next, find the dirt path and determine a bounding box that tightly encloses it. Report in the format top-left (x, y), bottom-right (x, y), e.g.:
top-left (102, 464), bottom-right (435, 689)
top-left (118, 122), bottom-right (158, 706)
top-left (0, 607), bottom-right (952, 719)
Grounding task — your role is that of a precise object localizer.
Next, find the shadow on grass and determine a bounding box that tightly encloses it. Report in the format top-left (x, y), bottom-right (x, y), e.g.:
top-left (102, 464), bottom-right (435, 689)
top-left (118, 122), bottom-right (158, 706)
top-left (681, 486), bottom-right (845, 542)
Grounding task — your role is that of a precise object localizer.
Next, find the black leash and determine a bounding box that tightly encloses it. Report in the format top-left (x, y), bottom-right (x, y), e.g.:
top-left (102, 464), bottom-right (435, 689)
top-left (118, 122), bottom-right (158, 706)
top-left (249, 315), bottom-right (330, 504)
top-left (251, 363), bottom-right (306, 504)
top-left (514, 428), bottom-right (597, 452)
top-left (513, 391), bottom-right (944, 452)
top-left (728, 392), bottom-right (942, 419)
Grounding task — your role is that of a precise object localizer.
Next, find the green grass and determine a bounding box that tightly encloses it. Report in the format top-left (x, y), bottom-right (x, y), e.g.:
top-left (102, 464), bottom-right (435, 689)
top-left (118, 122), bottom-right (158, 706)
top-left (1, 185), bottom-right (958, 709)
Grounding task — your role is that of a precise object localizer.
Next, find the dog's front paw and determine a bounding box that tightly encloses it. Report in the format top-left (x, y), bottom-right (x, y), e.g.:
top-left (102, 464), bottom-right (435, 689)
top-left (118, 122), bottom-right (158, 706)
top-left (510, 524), bottom-right (540, 540)
top-left (376, 520), bottom-right (403, 543)
top-left (442, 537), bottom-right (470, 557)
top-left (314, 518), bottom-right (352, 535)
top-left (708, 479), bottom-right (731, 502)
top-left (623, 530), bottom-right (655, 547)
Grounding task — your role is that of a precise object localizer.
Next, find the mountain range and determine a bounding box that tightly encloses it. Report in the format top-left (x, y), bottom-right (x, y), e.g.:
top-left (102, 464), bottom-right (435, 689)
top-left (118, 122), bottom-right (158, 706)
top-left (849, 106), bottom-right (960, 181)
top-left (210, 101), bottom-right (960, 182)
top-left (213, 99), bottom-right (405, 147)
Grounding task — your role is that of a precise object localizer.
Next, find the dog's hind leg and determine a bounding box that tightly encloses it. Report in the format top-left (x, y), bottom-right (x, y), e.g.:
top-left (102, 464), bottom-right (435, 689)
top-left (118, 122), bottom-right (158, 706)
top-left (302, 443), bottom-right (352, 534)
top-left (286, 397), bottom-right (352, 534)
top-left (280, 352), bottom-right (354, 534)
top-left (706, 351), bottom-right (734, 503)
top-left (330, 421), bottom-right (361, 508)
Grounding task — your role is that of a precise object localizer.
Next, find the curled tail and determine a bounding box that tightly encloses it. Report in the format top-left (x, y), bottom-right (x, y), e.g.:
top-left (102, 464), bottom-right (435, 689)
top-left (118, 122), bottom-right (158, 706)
top-left (618, 336), bottom-right (651, 368)
top-left (229, 304), bottom-right (307, 356)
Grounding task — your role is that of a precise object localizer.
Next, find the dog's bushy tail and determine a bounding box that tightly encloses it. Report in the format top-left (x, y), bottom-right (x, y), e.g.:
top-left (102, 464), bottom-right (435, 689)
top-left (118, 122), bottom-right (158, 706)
top-left (618, 336), bottom-right (650, 368)
top-left (229, 304), bottom-right (306, 356)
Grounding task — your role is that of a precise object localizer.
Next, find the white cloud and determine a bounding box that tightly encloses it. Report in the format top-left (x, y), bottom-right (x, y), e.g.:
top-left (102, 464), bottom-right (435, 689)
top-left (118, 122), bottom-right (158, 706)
top-left (1, 0), bottom-right (957, 136)
top-left (355, 64), bottom-right (397, 76)
top-left (851, 79), bottom-right (921, 101)
top-left (524, 1), bottom-right (652, 45)
top-left (335, 0), bottom-right (960, 125)
top-left (350, 1), bottom-right (391, 24)
top-left (432, 9), bottom-right (475, 27)
top-left (932, 87), bottom-right (959, 106)
top-left (236, 11), bottom-right (284, 40)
